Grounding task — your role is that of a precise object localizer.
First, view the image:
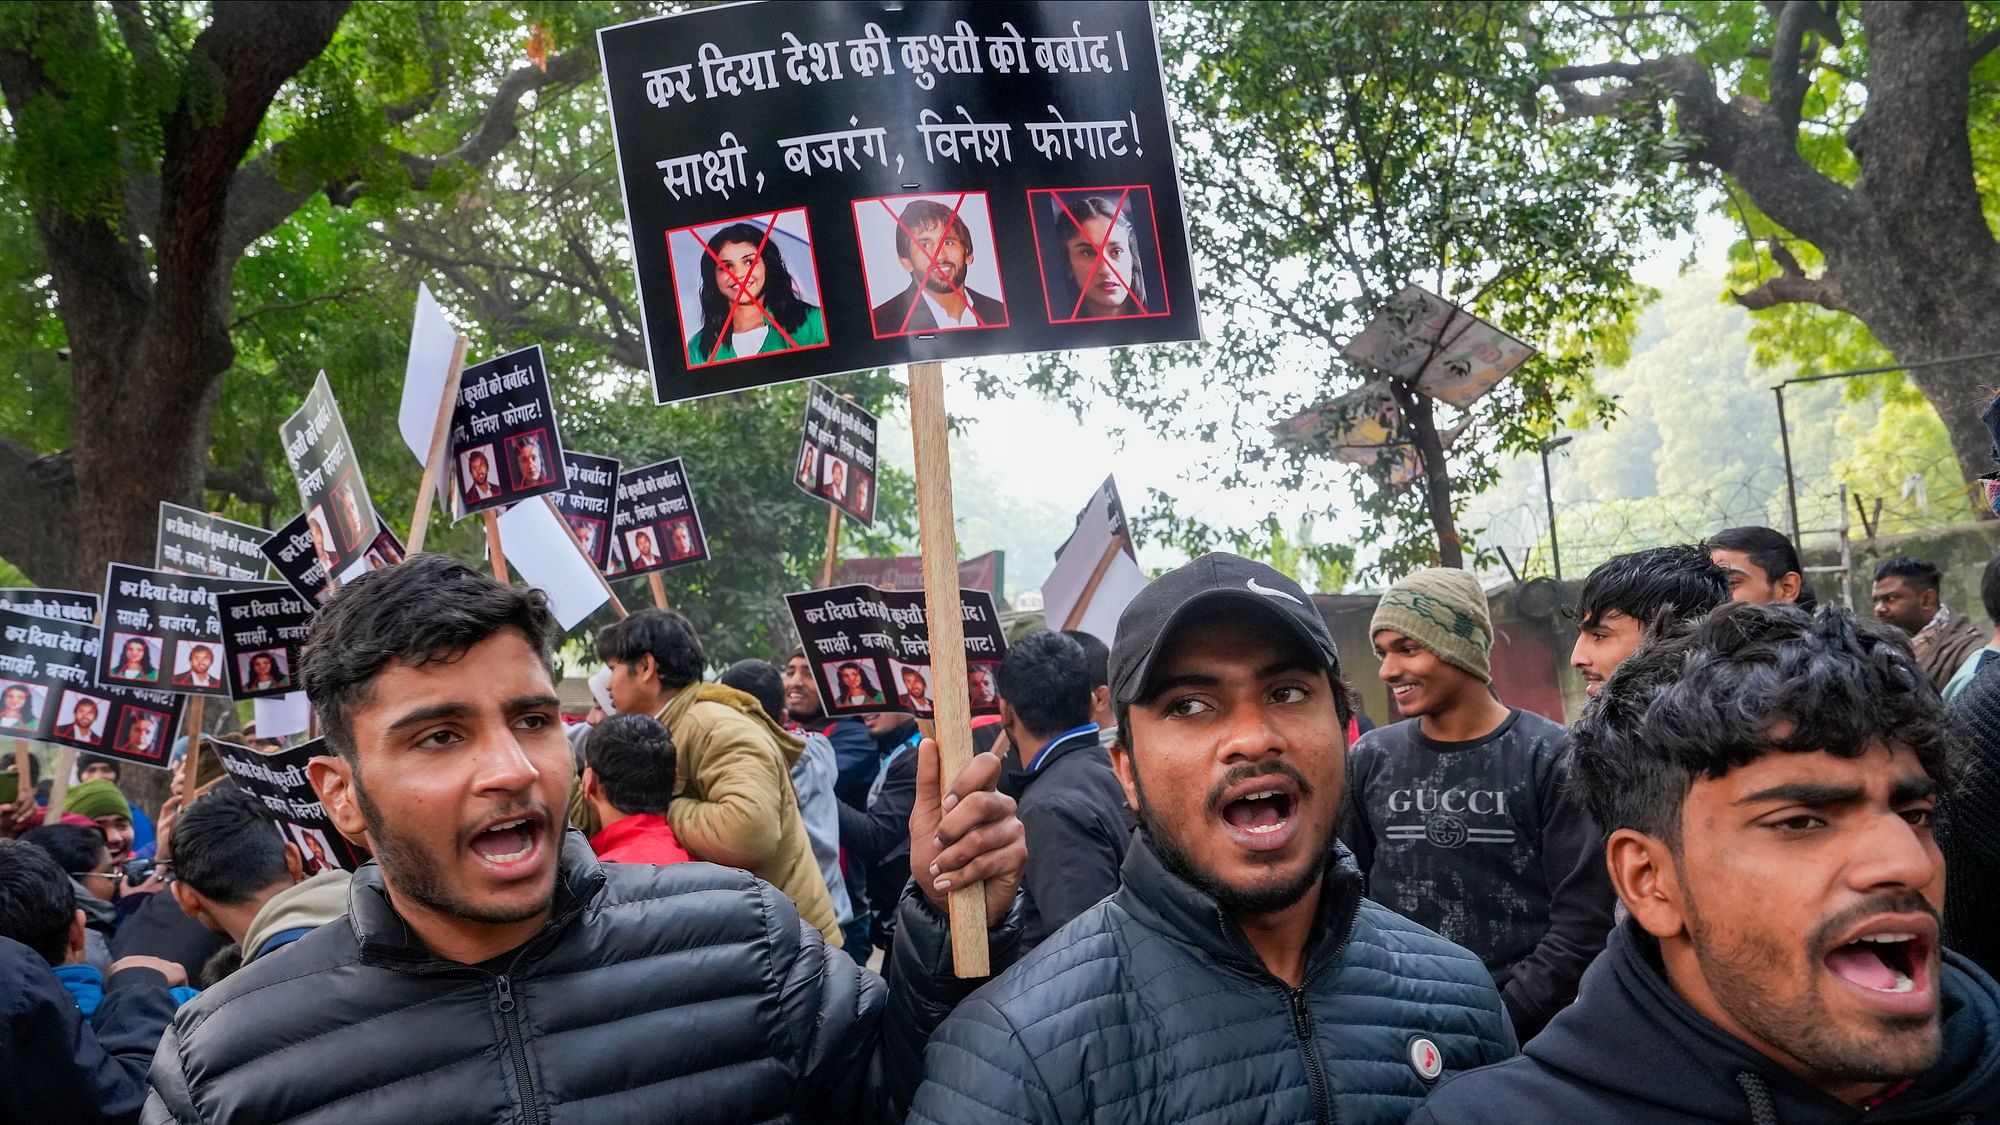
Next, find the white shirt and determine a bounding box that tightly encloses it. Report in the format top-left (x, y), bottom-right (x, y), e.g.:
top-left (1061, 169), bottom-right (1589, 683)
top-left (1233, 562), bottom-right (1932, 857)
top-left (920, 289), bottom-right (980, 329)
top-left (731, 324), bottom-right (770, 354)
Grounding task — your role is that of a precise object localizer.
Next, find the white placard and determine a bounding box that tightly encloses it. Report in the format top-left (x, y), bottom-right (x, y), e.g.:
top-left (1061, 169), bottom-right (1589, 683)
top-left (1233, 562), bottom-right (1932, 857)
top-left (253, 692), bottom-right (313, 739)
top-left (398, 282), bottom-right (460, 467)
top-left (496, 500), bottom-right (609, 631)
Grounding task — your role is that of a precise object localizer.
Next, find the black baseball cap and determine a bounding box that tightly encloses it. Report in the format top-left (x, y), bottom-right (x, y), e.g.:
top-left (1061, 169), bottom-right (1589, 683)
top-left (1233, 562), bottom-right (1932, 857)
top-left (1110, 553), bottom-right (1340, 706)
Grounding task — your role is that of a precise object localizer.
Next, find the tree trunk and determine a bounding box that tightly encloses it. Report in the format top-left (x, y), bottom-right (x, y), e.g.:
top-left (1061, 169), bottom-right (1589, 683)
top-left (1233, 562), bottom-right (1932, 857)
top-left (1390, 381), bottom-right (1465, 569)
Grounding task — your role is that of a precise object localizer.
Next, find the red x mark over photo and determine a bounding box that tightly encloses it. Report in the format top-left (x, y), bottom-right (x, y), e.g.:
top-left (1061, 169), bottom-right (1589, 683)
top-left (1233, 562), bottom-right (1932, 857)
top-left (878, 193), bottom-right (990, 335)
top-left (1057, 188), bottom-right (1148, 320)
top-left (693, 214), bottom-right (802, 365)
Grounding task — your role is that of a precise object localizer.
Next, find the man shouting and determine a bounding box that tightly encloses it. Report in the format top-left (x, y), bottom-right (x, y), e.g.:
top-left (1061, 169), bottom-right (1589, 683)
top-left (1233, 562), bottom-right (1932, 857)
top-left (143, 554), bottom-right (1027, 1124)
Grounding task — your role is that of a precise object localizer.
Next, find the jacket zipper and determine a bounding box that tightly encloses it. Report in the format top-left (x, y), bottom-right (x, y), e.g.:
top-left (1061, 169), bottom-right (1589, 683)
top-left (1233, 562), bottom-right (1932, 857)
top-left (494, 974), bottom-right (544, 1125)
top-left (1288, 988), bottom-right (1334, 1125)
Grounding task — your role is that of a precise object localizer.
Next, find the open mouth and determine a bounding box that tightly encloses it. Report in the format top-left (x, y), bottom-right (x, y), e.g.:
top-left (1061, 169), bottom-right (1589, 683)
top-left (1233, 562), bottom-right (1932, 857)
top-left (1390, 682), bottom-right (1418, 703)
top-left (1822, 922), bottom-right (1937, 1014)
top-left (1217, 779), bottom-right (1302, 852)
top-left (468, 811), bottom-right (547, 871)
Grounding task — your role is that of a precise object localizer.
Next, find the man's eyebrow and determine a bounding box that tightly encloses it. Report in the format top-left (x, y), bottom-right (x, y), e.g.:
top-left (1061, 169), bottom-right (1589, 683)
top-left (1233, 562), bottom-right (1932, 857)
top-left (508, 693), bottom-right (563, 713)
top-left (1890, 775), bottom-right (1939, 804)
top-left (1735, 781), bottom-right (1864, 807)
top-left (384, 702), bottom-right (471, 737)
top-left (1258, 658), bottom-right (1323, 680)
top-left (1137, 672), bottom-right (1219, 703)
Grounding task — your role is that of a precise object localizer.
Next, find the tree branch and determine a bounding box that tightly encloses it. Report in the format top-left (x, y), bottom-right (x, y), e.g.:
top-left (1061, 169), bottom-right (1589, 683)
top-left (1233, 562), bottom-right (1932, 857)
top-left (1767, 0), bottom-right (1817, 130)
top-left (1730, 271), bottom-right (1843, 311)
top-left (397, 47), bottom-right (595, 189)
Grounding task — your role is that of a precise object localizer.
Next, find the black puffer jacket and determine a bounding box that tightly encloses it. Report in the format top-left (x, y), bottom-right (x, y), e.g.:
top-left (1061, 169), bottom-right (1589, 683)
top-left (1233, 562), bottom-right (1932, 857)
top-left (143, 831), bottom-right (1012, 1124)
top-left (908, 835), bottom-right (1516, 1124)
top-left (1412, 918), bottom-right (2000, 1124)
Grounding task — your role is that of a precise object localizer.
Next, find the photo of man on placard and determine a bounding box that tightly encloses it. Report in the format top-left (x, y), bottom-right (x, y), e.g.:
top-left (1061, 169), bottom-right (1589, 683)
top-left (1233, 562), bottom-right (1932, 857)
top-left (289, 824), bottom-right (337, 875)
top-left (459, 444), bottom-right (502, 506)
top-left (850, 469), bottom-right (875, 523)
top-left (820, 455), bottom-right (848, 504)
top-left (113, 708), bottom-right (169, 763)
top-left (171, 641), bottom-right (224, 690)
top-left (565, 515), bottom-right (604, 561)
top-left (626, 527), bottom-right (664, 570)
top-left (53, 692), bottom-right (107, 745)
top-left (664, 518), bottom-right (701, 562)
top-left (891, 662), bottom-right (933, 715)
top-left (858, 192), bottom-right (1008, 338)
top-left (966, 662), bottom-right (1000, 709)
top-left (507, 430), bottom-right (555, 491)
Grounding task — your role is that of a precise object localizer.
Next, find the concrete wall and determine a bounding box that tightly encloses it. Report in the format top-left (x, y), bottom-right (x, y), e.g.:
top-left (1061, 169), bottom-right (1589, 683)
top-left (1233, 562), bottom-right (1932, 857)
top-left (1808, 520), bottom-right (1999, 627)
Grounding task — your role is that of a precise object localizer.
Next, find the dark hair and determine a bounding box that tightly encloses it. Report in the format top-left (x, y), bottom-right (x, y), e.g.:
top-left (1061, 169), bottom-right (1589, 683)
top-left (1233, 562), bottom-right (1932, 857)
top-left (118, 636), bottom-right (156, 677)
top-left (585, 713), bottom-right (678, 816)
top-left (1568, 603), bottom-right (1952, 846)
top-left (1874, 555), bottom-right (1942, 594)
top-left (691, 222), bottom-right (816, 363)
top-left (594, 609), bottom-right (704, 692)
top-left (301, 553), bottom-right (559, 762)
top-left (1983, 554), bottom-right (2000, 623)
top-left (997, 631), bottom-right (1097, 740)
top-left (0, 838), bottom-right (76, 966)
top-left (73, 753), bottom-right (116, 782)
top-left (20, 824), bottom-right (108, 877)
top-left (0, 684), bottom-right (37, 726)
top-left (1047, 194), bottom-right (1146, 315)
top-left (170, 787), bottom-right (293, 906)
top-left (1574, 544), bottom-right (1730, 631)
top-left (1705, 525), bottom-right (1817, 610)
top-left (1062, 630), bottom-right (1111, 691)
top-left (894, 200), bottom-right (973, 263)
top-left (719, 659), bottom-right (786, 726)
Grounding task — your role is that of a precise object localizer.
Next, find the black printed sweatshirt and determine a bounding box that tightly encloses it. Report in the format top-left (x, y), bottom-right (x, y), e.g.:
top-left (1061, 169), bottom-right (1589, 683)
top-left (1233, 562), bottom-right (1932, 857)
top-left (1339, 708), bottom-right (1614, 1041)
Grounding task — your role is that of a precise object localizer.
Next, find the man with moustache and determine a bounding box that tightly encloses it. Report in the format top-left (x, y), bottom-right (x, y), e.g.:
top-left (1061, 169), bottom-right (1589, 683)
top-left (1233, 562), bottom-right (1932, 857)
top-left (869, 199), bottom-right (1007, 335)
top-left (1568, 544), bottom-right (1730, 699)
top-left (143, 555), bottom-right (1029, 1123)
top-left (1413, 604), bottom-right (2000, 1123)
top-left (909, 555), bottom-right (1514, 1125)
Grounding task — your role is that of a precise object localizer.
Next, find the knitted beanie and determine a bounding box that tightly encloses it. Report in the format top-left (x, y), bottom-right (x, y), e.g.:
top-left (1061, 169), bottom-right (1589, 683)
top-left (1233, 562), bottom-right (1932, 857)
top-left (1370, 568), bottom-right (1493, 683)
top-left (64, 778), bottom-right (130, 821)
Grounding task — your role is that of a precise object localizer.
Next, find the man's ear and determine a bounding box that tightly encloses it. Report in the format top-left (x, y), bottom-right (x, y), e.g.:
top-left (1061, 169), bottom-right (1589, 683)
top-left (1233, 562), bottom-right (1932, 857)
top-left (170, 879), bottom-right (201, 921)
top-left (1773, 571), bottom-right (1803, 603)
top-left (1606, 827), bottom-right (1688, 941)
top-left (1091, 685), bottom-right (1112, 717)
top-left (581, 766), bottom-right (602, 804)
top-left (996, 699), bottom-right (1018, 735)
top-left (66, 909), bottom-right (87, 964)
top-left (283, 841), bottom-right (304, 884)
top-left (1109, 741), bottom-right (1140, 812)
top-left (307, 754), bottom-right (369, 845)
top-left (636, 653), bottom-right (659, 689)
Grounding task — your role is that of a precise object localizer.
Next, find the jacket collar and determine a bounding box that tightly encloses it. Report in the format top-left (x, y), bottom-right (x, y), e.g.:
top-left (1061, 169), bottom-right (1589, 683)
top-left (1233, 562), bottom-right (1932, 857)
top-left (1114, 828), bottom-right (1364, 983)
top-left (1017, 728), bottom-right (1102, 783)
top-left (348, 830), bottom-right (607, 970)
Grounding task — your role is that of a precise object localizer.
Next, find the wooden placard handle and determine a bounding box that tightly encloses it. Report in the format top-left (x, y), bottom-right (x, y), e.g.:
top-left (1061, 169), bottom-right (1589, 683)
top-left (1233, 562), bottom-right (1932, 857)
top-left (408, 333), bottom-right (472, 553)
top-left (483, 508), bottom-right (510, 585)
top-left (907, 360), bottom-right (988, 978)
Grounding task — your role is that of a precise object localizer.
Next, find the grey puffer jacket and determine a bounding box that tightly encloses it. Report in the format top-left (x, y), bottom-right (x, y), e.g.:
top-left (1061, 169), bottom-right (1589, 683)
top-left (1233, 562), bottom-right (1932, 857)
top-left (909, 835), bottom-right (1516, 1125)
top-left (143, 831), bottom-right (1011, 1124)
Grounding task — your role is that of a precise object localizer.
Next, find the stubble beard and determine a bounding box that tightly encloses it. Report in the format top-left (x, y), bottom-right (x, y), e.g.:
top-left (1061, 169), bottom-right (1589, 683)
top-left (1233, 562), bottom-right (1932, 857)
top-left (351, 772), bottom-right (557, 927)
top-left (1129, 759), bottom-right (1329, 918)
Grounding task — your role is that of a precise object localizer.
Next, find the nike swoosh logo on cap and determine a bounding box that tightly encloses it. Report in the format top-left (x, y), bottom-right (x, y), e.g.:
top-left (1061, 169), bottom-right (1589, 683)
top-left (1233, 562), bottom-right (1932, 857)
top-left (1246, 577), bottom-right (1303, 605)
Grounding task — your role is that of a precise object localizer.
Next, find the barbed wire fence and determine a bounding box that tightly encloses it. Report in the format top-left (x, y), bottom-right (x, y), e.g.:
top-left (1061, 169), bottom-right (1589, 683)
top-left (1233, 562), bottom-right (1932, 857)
top-left (1472, 451), bottom-right (1984, 601)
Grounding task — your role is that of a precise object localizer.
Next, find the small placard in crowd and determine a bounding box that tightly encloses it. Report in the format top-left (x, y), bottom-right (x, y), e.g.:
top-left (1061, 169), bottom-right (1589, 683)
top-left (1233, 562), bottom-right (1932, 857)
top-left (784, 583), bottom-right (1007, 718)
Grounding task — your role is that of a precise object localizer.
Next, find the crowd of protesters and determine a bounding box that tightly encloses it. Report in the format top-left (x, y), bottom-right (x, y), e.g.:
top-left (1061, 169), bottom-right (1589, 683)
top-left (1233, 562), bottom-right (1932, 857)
top-left (0, 516), bottom-right (1996, 1122)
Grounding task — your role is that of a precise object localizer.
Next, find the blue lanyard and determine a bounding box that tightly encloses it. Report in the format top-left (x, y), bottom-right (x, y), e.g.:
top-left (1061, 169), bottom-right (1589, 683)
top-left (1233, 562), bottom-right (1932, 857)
top-left (1028, 723), bottom-right (1100, 772)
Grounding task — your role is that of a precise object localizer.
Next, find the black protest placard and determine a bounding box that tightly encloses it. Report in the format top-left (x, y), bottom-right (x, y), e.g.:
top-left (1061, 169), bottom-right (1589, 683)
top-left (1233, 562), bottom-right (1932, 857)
top-left (0, 606), bottom-right (185, 766)
top-left (155, 503), bottom-right (273, 580)
top-left (551, 451), bottom-right (622, 571)
top-left (261, 512), bottom-right (405, 606)
top-left (784, 583), bottom-right (1006, 718)
top-left (597, 0), bottom-right (1200, 404)
top-left (214, 589), bottom-right (312, 701)
top-left (0, 588), bottom-right (99, 624)
top-left (98, 564), bottom-right (279, 698)
top-left (613, 458), bottom-right (710, 575)
top-left (795, 381), bottom-right (880, 526)
top-left (450, 345), bottom-right (567, 517)
top-left (209, 737), bottom-right (370, 874)
top-left (280, 372), bottom-right (376, 577)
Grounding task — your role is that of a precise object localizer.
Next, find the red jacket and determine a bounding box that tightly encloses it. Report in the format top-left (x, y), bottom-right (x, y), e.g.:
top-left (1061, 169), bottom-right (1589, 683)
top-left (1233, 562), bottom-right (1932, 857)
top-left (588, 813), bottom-right (693, 866)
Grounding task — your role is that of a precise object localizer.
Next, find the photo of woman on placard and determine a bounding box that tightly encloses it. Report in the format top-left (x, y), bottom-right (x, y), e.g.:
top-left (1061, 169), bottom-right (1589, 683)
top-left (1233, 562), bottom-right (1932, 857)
top-left (109, 634), bottom-right (161, 683)
top-left (684, 219), bottom-right (826, 366)
top-left (825, 661), bottom-right (884, 708)
top-left (0, 683), bottom-right (40, 730)
top-left (1047, 194), bottom-right (1148, 319)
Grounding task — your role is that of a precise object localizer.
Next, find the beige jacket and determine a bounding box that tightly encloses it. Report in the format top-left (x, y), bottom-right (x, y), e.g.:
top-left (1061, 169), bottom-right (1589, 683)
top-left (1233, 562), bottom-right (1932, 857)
top-left (240, 869), bottom-right (352, 961)
top-left (660, 684), bottom-right (841, 945)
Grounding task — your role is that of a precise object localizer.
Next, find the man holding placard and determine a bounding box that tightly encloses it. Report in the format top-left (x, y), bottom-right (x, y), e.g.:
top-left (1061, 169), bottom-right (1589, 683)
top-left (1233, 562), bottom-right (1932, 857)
top-left (145, 555), bottom-right (1027, 1122)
